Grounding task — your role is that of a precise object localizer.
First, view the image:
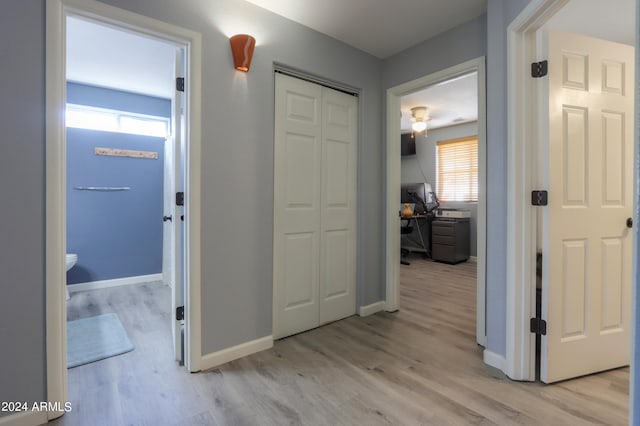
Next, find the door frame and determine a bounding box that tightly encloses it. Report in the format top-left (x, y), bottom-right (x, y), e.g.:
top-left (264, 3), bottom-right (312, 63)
top-left (384, 57), bottom-right (488, 346)
top-left (45, 0), bottom-right (202, 419)
top-left (505, 0), bottom-right (569, 382)
top-left (163, 136), bottom-right (174, 286)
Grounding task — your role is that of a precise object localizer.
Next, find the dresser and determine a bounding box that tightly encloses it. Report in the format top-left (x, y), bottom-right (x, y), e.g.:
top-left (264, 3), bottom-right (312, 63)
top-left (431, 217), bottom-right (470, 264)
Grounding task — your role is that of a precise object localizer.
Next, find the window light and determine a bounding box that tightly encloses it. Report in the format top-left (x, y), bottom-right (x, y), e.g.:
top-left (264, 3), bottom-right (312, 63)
top-left (66, 104), bottom-right (169, 138)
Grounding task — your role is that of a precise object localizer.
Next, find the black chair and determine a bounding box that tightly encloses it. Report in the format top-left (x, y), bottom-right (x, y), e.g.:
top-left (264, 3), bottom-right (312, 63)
top-left (400, 218), bottom-right (413, 265)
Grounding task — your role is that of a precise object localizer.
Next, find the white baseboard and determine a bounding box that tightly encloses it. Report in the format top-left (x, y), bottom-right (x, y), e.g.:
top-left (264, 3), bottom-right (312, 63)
top-left (0, 410), bottom-right (47, 426)
top-left (200, 336), bottom-right (273, 371)
top-left (469, 256), bottom-right (478, 262)
top-left (67, 273), bottom-right (163, 293)
top-left (483, 349), bottom-right (507, 371)
top-left (358, 301), bottom-right (385, 317)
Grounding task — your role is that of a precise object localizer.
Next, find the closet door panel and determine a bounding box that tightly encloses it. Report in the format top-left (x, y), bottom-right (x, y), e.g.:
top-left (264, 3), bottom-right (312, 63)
top-left (320, 87), bottom-right (357, 324)
top-left (273, 74), bottom-right (322, 339)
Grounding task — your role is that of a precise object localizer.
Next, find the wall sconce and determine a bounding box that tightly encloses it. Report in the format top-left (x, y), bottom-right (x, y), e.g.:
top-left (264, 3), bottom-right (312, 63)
top-left (229, 34), bottom-right (256, 72)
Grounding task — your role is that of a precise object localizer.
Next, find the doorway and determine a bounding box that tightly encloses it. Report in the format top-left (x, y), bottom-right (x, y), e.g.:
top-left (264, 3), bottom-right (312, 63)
top-left (45, 0), bottom-right (203, 419)
top-left (384, 57), bottom-right (487, 346)
top-left (506, 0), bottom-right (636, 383)
top-left (65, 11), bottom-right (184, 367)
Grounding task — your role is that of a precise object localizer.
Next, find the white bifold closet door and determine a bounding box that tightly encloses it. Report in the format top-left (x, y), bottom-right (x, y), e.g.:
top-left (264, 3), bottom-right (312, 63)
top-left (273, 73), bottom-right (358, 339)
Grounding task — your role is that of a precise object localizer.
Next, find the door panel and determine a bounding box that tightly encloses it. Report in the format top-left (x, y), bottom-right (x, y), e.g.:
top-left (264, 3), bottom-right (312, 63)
top-left (322, 230), bottom-right (349, 299)
top-left (274, 74), bottom-right (322, 339)
top-left (283, 233), bottom-right (317, 307)
top-left (542, 30), bottom-right (633, 383)
top-left (319, 87), bottom-right (357, 324)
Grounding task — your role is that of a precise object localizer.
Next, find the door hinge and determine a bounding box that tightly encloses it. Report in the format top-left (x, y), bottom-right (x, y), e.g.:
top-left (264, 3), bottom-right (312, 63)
top-left (531, 190), bottom-right (548, 206)
top-left (176, 306), bottom-right (185, 321)
top-left (531, 60), bottom-right (548, 78)
top-left (530, 317), bottom-right (547, 335)
top-left (176, 191), bottom-right (184, 206)
top-left (176, 77), bottom-right (185, 92)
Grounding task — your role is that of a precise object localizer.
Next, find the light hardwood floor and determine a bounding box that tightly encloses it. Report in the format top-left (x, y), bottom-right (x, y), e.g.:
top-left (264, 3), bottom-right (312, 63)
top-left (53, 259), bottom-right (629, 425)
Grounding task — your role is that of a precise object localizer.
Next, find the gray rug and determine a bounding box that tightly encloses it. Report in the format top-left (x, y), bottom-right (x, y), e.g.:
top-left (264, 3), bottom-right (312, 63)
top-left (67, 313), bottom-right (134, 368)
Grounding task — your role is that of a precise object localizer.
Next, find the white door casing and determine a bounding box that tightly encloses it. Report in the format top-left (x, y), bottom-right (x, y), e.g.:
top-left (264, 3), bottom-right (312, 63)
top-left (541, 30), bottom-right (634, 383)
top-left (384, 57), bottom-right (487, 347)
top-left (273, 73), bottom-right (357, 339)
top-left (46, 2), bottom-right (203, 415)
top-left (162, 136), bottom-right (173, 286)
top-left (172, 49), bottom-right (184, 363)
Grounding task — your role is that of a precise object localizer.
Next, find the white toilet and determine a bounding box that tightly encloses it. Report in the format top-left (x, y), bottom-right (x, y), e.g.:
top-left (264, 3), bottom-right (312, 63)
top-left (65, 254), bottom-right (78, 300)
top-left (66, 253), bottom-right (78, 271)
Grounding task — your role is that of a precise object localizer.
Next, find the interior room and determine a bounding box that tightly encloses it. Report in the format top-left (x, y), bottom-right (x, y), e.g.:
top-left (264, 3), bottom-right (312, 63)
top-left (2, 0), bottom-right (639, 425)
top-left (399, 72), bottom-right (478, 266)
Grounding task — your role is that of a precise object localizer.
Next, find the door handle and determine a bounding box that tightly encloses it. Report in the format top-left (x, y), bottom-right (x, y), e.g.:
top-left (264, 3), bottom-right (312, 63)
top-left (163, 215), bottom-right (173, 222)
top-left (627, 217), bottom-right (633, 228)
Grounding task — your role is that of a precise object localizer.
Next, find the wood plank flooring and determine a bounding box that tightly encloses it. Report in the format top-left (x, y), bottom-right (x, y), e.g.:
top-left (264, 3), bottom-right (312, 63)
top-left (52, 260), bottom-right (629, 425)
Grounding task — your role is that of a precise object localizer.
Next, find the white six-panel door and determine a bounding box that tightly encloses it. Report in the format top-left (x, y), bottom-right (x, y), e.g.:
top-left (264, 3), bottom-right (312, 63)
top-left (274, 73), bottom-right (357, 339)
top-left (542, 30), bottom-right (634, 383)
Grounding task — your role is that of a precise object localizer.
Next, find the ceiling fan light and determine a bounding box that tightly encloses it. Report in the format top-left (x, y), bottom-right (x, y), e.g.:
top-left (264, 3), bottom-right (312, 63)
top-left (412, 121), bottom-right (427, 132)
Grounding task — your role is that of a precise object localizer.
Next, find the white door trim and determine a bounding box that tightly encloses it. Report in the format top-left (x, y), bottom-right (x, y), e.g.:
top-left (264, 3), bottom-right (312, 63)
top-left (45, 0), bottom-right (202, 419)
top-left (384, 57), bottom-right (488, 346)
top-left (505, 0), bottom-right (571, 382)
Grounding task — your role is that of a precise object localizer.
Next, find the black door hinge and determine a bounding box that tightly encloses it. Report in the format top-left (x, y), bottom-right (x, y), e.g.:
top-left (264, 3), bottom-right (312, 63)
top-left (176, 306), bottom-right (185, 321)
top-left (530, 317), bottom-right (547, 335)
top-left (176, 191), bottom-right (184, 206)
top-left (176, 77), bottom-right (185, 92)
top-left (531, 190), bottom-right (548, 206)
top-left (531, 60), bottom-right (548, 78)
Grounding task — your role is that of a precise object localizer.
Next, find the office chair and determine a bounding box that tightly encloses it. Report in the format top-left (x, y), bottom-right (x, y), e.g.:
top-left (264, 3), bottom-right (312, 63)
top-left (400, 217), bottom-right (413, 265)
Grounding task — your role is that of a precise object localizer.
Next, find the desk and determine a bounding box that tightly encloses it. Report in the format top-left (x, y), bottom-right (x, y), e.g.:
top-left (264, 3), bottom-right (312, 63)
top-left (400, 215), bottom-right (432, 257)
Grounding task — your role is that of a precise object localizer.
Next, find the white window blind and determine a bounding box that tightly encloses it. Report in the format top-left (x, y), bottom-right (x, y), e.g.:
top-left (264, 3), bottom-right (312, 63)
top-left (437, 136), bottom-right (478, 202)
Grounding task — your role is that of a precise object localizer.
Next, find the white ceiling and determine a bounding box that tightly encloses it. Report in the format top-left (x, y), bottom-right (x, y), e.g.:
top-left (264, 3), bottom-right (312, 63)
top-left (400, 73), bottom-right (477, 132)
top-left (243, 0), bottom-right (487, 59)
top-left (546, 0), bottom-right (635, 46)
top-left (66, 17), bottom-right (177, 99)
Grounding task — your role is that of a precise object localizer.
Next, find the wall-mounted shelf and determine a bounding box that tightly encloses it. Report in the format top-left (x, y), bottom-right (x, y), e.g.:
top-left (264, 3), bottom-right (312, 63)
top-left (73, 186), bottom-right (130, 191)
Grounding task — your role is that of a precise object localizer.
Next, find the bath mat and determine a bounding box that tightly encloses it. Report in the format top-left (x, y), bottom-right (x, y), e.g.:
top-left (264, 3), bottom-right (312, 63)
top-left (67, 313), bottom-right (134, 368)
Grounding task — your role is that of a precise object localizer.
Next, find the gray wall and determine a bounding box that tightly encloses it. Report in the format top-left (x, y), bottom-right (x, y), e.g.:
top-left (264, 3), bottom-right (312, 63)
top-left (485, 0), bottom-right (532, 357)
top-left (383, 14), bottom-right (487, 89)
top-left (401, 122), bottom-right (479, 256)
top-left (90, 0), bottom-right (385, 353)
top-left (0, 0), bottom-right (46, 412)
top-left (11, 0), bottom-right (640, 417)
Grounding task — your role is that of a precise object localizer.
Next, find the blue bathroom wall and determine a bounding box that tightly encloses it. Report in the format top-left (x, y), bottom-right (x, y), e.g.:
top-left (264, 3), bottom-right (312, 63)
top-left (66, 129), bottom-right (166, 284)
top-left (66, 84), bottom-right (170, 284)
top-left (67, 82), bottom-right (171, 117)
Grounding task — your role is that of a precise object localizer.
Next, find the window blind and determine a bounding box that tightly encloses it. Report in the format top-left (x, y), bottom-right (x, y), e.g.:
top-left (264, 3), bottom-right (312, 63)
top-left (437, 136), bottom-right (478, 202)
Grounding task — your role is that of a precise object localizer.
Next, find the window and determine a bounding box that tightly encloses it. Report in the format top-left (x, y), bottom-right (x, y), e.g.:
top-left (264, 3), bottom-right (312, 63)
top-left (437, 136), bottom-right (478, 202)
top-left (66, 104), bottom-right (170, 138)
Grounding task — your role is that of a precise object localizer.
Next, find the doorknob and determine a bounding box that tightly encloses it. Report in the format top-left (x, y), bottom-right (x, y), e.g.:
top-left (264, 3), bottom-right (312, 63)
top-left (163, 215), bottom-right (173, 222)
top-left (627, 217), bottom-right (633, 228)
